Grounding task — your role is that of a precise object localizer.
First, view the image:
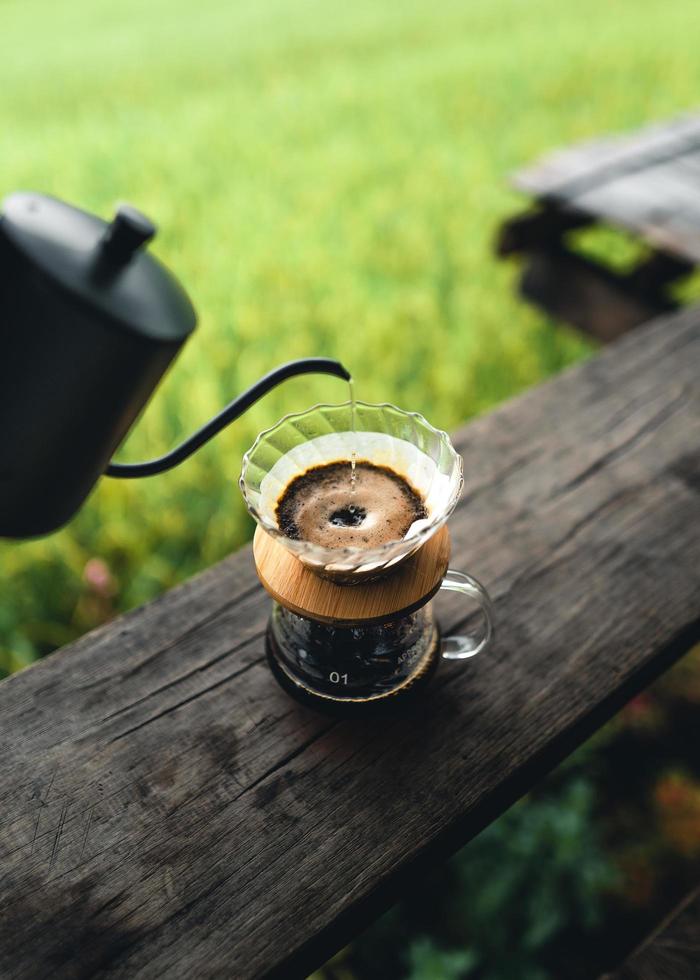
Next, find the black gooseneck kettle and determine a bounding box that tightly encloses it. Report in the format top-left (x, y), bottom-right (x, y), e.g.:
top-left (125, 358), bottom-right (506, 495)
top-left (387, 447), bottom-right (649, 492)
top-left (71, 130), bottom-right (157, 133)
top-left (0, 191), bottom-right (350, 539)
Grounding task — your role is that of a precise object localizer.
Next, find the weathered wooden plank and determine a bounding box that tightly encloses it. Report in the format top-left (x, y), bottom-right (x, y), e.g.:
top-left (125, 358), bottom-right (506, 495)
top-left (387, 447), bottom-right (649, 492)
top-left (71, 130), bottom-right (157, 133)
top-left (513, 114), bottom-right (700, 200)
top-left (676, 149), bottom-right (700, 181)
top-left (602, 886), bottom-right (700, 980)
top-left (1, 308), bottom-right (699, 979)
top-left (572, 164), bottom-right (700, 262)
top-left (512, 115), bottom-right (700, 262)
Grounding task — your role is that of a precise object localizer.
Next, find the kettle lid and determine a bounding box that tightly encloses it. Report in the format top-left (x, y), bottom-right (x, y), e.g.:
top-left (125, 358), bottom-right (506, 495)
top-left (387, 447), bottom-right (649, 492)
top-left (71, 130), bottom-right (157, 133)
top-left (1, 191), bottom-right (196, 342)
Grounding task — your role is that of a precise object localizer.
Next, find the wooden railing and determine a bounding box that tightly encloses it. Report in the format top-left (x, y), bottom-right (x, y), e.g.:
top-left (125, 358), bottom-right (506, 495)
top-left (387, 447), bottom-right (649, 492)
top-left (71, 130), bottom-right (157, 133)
top-left (1, 307), bottom-right (699, 979)
top-left (602, 885), bottom-right (700, 979)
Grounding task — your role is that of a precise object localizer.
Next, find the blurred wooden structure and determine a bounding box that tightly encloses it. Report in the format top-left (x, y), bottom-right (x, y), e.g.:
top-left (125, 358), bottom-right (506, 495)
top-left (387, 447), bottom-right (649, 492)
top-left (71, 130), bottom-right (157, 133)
top-left (498, 115), bottom-right (700, 341)
top-left (602, 885), bottom-right (700, 980)
top-left (0, 307), bottom-right (699, 978)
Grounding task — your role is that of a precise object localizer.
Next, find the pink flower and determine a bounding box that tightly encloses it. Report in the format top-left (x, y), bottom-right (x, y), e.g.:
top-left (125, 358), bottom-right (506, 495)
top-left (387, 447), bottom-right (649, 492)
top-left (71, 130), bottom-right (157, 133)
top-left (83, 558), bottom-right (116, 598)
top-left (625, 693), bottom-right (653, 718)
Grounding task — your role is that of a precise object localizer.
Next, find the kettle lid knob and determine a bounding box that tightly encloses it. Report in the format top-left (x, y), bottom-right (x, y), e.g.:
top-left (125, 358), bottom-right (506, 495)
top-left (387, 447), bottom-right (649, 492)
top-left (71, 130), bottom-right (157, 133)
top-left (1, 190), bottom-right (196, 342)
top-left (98, 204), bottom-right (157, 267)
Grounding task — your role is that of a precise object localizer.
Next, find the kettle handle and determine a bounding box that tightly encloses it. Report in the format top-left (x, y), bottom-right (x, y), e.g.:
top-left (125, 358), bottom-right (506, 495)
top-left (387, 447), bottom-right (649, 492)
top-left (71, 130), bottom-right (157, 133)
top-left (106, 358), bottom-right (351, 479)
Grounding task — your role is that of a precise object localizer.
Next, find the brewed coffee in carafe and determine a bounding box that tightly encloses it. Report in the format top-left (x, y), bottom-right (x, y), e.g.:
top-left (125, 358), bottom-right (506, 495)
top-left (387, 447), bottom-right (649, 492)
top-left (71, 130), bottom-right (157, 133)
top-left (242, 401), bottom-right (495, 715)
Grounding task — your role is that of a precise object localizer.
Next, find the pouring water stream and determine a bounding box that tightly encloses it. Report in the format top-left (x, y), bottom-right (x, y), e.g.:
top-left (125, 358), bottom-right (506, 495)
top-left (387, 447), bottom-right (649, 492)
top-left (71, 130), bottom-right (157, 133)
top-left (349, 376), bottom-right (357, 492)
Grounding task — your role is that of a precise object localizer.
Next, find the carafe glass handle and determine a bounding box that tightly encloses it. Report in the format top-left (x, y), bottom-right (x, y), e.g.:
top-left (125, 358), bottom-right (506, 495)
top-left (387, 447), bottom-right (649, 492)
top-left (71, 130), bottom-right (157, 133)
top-left (440, 569), bottom-right (495, 660)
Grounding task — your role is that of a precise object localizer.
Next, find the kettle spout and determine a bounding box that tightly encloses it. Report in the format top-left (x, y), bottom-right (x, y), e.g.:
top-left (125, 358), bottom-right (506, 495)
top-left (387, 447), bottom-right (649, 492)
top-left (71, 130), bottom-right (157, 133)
top-left (106, 358), bottom-right (352, 478)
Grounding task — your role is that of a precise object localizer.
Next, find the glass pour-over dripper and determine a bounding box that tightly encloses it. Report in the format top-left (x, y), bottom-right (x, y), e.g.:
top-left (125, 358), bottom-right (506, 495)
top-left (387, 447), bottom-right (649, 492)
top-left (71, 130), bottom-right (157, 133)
top-left (239, 401), bottom-right (463, 582)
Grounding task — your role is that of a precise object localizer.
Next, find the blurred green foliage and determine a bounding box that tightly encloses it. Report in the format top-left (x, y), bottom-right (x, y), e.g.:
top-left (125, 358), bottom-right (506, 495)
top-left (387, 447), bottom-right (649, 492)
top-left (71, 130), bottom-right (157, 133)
top-left (1, 0), bottom-right (698, 674)
top-left (331, 777), bottom-right (615, 980)
top-left (314, 647), bottom-right (700, 980)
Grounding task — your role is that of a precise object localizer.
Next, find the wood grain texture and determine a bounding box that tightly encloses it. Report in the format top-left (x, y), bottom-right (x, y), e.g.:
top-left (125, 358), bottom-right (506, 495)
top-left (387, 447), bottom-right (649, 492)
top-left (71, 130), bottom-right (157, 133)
top-left (253, 525), bottom-right (451, 624)
top-left (1, 308), bottom-right (699, 979)
top-left (512, 114), bottom-right (700, 262)
top-left (602, 886), bottom-right (700, 980)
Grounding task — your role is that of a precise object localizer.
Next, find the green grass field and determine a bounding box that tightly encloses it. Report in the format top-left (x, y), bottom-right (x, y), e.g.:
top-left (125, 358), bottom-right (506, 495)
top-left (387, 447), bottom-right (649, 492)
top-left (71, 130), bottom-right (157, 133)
top-left (2, 0), bottom-right (700, 673)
